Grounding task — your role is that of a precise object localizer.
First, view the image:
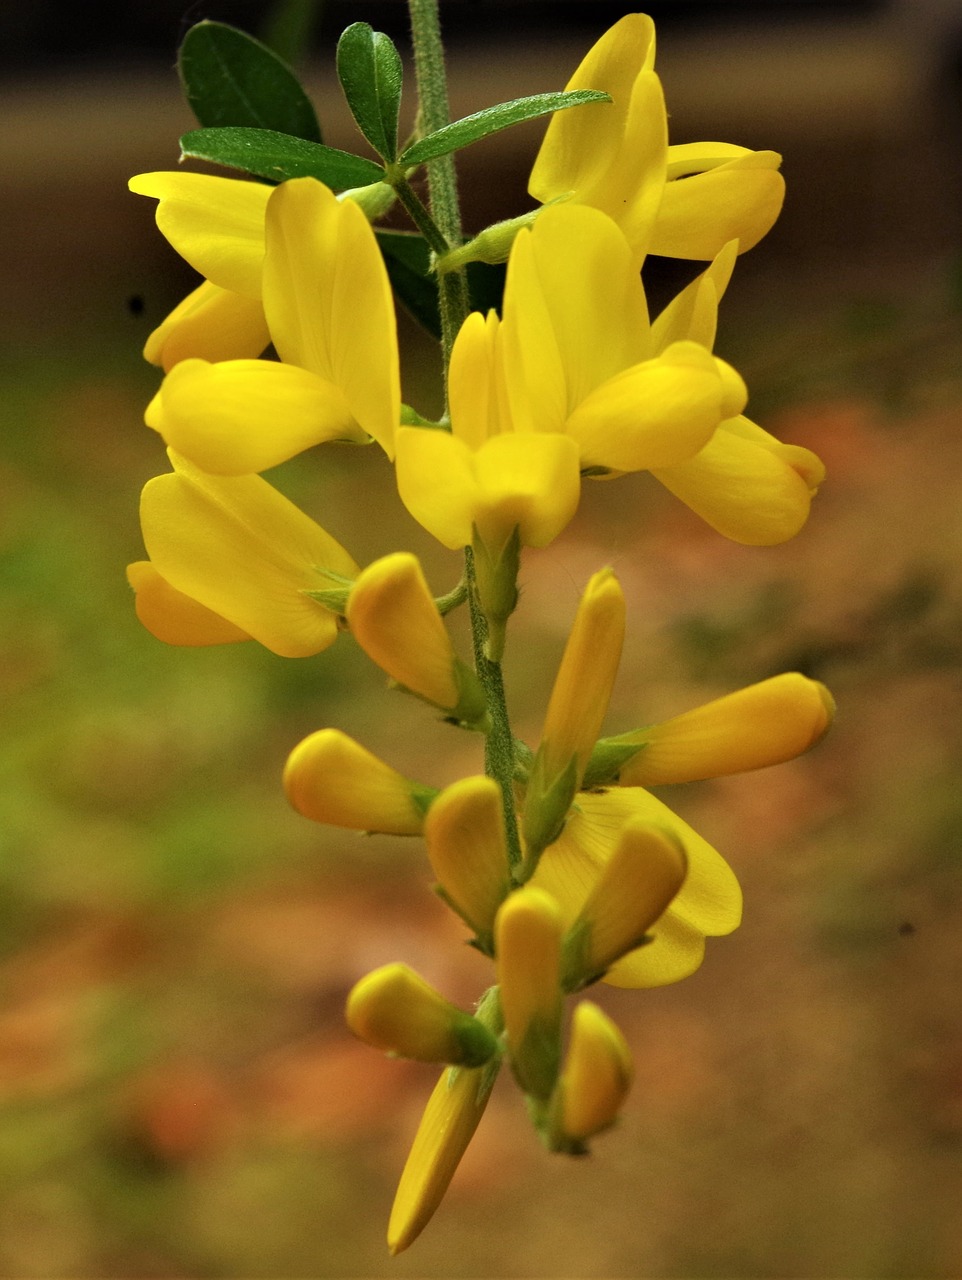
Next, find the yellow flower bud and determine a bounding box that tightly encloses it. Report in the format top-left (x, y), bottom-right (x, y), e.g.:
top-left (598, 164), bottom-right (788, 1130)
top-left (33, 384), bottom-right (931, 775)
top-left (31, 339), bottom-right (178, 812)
top-left (346, 964), bottom-right (499, 1067)
top-left (346, 553), bottom-right (487, 728)
top-left (562, 821), bottom-right (687, 989)
top-left (495, 887), bottom-right (564, 1099)
top-left (283, 729), bottom-right (436, 834)
top-left (611, 673), bottom-right (836, 787)
top-left (388, 1058), bottom-right (499, 1255)
top-left (424, 777), bottom-right (512, 946)
top-left (554, 1001), bottom-right (633, 1146)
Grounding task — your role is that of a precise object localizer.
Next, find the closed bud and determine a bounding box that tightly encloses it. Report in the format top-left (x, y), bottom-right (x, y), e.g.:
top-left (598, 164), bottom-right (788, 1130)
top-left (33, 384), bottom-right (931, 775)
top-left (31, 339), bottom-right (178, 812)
top-left (347, 553), bottom-right (488, 729)
top-left (562, 821), bottom-right (687, 989)
top-left (607, 673), bottom-right (836, 787)
top-left (424, 777), bottom-right (512, 947)
top-left (495, 887), bottom-right (564, 1099)
top-left (551, 1001), bottom-right (633, 1149)
top-left (283, 728), bottom-right (436, 834)
top-left (346, 964), bottom-right (499, 1067)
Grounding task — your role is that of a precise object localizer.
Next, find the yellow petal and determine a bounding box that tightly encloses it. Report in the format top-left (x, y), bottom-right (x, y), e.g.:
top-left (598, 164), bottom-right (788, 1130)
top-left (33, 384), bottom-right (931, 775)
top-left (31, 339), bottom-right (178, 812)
top-left (424, 777), bottom-right (512, 941)
top-left (449, 310), bottom-right (504, 451)
top-left (616, 673), bottom-right (836, 786)
top-left (283, 728), bottom-right (433, 834)
top-left (263, 178), bottom-right (400, 457)
top-left (495, 887), bottom-right (564, 1099)
top-left (650, 240), bottom-right (739, 353)
top-left (388, 1061), bottom-right (498, 1255)
top-left (147, 357), bottom-right (361, 475)
top-left (140, 453), bottom-right (357, 658)
top-left (126, 560), bottom-right (251, 647)
top-left (651, 149), bottom-right (785, 259)
top-left (128, 171), bottom-right (270, 297)
top-left (566, 342), bottom-right (739, 473)
top-left (653, 414), bottom-right (825, 545)
top-left (144, 281), bottom-right (270, 372)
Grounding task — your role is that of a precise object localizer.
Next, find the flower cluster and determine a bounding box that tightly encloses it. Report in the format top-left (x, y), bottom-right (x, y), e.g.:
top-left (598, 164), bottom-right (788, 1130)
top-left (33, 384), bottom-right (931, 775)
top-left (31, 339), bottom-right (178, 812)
top-left (127, 10), bottom-right (831, 1253)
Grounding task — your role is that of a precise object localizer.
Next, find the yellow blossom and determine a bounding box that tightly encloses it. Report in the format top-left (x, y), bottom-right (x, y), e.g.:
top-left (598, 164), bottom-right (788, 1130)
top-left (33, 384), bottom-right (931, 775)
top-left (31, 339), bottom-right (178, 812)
top-left (600, 673), bottom-right (836, 787)
top-left (388, 1058), bottom-right (499, 1256)
top-left (144, 178), bottom-right (400, 472)
top-left (528, 14), bottom-right (784, 264)
top-left (552, 1001), bottom-right (633, 1147)
top-left (284, 729), bottom-right (436, 834)
top-left (423, 777), bottom-right (512, 945)
top-left (495, 887), bottom-right (564, 1099)
top-left (346, 553), bottom-right (487, 727)
top-left (346, 964), bottom-right (499, 1066)
top-left (138, 451), bottom-right (357, 658)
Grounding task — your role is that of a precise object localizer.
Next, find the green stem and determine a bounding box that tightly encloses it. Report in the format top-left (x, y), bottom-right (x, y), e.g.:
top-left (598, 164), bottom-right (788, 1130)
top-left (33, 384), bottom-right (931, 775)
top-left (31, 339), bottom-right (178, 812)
top-left (408, 0), bottom-right (522, 875)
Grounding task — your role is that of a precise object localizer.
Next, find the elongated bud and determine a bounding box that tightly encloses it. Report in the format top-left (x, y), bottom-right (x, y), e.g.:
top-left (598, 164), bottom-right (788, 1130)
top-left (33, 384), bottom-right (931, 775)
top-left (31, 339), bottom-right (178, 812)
top-left (347, 964), bottom-right (499, 1067)
top-left (346, 552), bottom-right (488, 729)
top-left (591, 673), bottom-right (835, 787)
top-left (495, 887), bottom-right (564, 1099)
top-left (549, 1001), bottom-right (633, 1151)
top-left (522, 569), bottom-right (625, 864)
top-left (561, 822), bottom-right (687, 989)
top-left (388, 1056), bottom-right (500, 1255)
top-left (283, 729), bottom-right (436, 834)
top-left (424, 777), bottom-right (512, 948)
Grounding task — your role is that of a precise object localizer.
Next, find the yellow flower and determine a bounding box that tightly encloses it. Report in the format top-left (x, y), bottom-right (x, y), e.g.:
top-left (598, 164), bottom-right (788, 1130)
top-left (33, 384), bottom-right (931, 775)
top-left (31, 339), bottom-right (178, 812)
top-left (387, 1057), bottom-right (499, 1256)
top-left (522, 568), bottom-right (625, 859)
top-left (395, 309), bottom-right (581, 554)
top-left (528, 14), bottom-right (784, 264)
top-left (144, 177), bottom-right (400, 472)
top-left (551, 1001), bottom-right (633, 1148)
top-left (138, 451), bottom-right (358, 658)
top-left (346, 964), bottom-right (499, 1067)
top-left (346, 553), bottom-right (487, 727)
top-left (597, 673), bottom-right (836, 787)
top-left (126, 560), bottom-right (250, 647)
top-left (495, 886), bottom-right (564, 1099)
top-left (423, 777), bottom-right (512, 945)
top-left (284, 728), bottom-right (436, 834)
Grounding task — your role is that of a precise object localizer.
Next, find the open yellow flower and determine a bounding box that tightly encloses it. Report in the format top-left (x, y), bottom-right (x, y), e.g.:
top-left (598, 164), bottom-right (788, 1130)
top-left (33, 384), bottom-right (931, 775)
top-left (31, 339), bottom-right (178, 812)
top-left (528, 13), bottom-right (784, 264)
top-left (143, 177), bottom-right (400, 471)
top-left (138, 450), bottom-right (358, 658)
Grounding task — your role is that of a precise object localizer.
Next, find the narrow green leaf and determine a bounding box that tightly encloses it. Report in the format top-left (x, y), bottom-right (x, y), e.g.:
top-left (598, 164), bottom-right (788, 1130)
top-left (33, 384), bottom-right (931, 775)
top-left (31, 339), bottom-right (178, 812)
top-left (336, 22), bottom-right (404, 162)
top-left (180, 127), bottom-right (384, 189)
top-left (178, 20), bottom-right (322, 142)
top-left (399, 90), bottom-right (609, 167)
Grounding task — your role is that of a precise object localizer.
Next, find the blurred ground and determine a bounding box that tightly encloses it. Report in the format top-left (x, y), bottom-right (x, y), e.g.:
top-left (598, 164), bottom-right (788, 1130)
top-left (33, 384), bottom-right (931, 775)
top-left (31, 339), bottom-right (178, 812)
top-left (2, 3), bottom-right (962, 1277)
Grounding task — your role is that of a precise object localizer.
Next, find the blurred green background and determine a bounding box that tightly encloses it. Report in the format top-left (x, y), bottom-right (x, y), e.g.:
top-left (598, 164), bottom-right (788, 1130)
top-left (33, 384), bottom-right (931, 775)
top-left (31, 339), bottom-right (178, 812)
top-left (3, 1), bottom-right (962, 1275)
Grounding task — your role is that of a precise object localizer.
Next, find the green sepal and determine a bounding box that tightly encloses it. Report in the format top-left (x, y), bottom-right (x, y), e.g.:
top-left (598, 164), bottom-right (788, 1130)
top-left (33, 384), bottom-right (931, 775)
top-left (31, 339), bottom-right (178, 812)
top-left (180, 127), bottom-right (384, 189)
top-left (450, 1012), bottom-right (500, 1068)
top-left (410, 784), bottom-right (441, 819)
top-left (301, 586), bottom-right (351, 614)
top-left (178, 20), bottom-right (322, 142)
top-left (511, 1011), bottom-right (562, 1102)
top-left (581, 738), bottom-right (649, 790)
top-left (438, 210), bottom-right (539, 273)
top-left (448, 658), bottom-right (490, 733)
top-left (560, 920), bottom-right (653, 993)
top-left (519, 753), bottom-right (579, 881)
top-left (471, 525), bottom-right (520, 662)
top-left (399, 89), bottom-right (610, 166)
top-left (336, 23), bottom-right (404, 162)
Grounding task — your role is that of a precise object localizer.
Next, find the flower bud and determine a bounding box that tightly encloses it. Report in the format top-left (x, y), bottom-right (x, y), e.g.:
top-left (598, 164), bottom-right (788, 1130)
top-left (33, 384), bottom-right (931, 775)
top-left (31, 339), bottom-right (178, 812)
top-left (562, 821), bottom-right (687, 989)
top-left (283, 729), bottom-right (436, 834)
top-left (552, 1001), bottom-right (633, 1148)
top-left (346, 964), bottom-right (499, 1067)
top-left (424, 777), bottom-right (512, 947)
top-left (495, 887), bottom-right (564, 1099)
top-left (346, 553), bottom-right (488, 729)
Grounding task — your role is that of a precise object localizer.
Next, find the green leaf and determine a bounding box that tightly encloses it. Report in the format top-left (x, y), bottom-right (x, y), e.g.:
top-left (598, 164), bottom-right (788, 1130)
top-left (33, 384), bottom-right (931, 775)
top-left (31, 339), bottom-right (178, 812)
top-left (178, 20), bottom-right (322, 142)
top-left (376, 230), bottom-right (441, 338)
top-left (399, 90), bottom-right (609, 167)
top-left (180, 127), bottom-right (384, 189)
top-left (336, 22), bottom-right (404, 162)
